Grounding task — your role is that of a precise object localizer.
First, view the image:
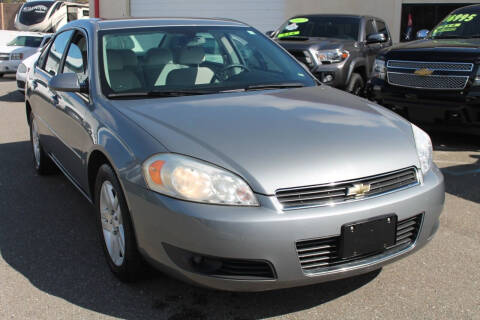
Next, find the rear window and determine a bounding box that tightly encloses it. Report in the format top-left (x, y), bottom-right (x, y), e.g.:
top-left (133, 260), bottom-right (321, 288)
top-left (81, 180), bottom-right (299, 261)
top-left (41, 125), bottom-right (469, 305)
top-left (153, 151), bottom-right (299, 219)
top-left (19, 1), bottom-right (55, 26)
top-left (7, 36), bottom-right (44, 47)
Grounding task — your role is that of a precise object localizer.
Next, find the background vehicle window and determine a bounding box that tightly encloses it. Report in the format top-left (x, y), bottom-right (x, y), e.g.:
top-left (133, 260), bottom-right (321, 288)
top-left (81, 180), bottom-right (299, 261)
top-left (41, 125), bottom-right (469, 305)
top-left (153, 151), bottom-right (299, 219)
top-left (7, 36), bottom-right (43, 48)
top-left (277, 17), bottom-right (361, 41)
top-left (375, 20), bottom-right (389, 40)
top-left (63, 35), bottom-right (88, 83)
top-left (365, 19), bottom-right (376, 38)
top-left (44, 30), bottom-right (73, 76)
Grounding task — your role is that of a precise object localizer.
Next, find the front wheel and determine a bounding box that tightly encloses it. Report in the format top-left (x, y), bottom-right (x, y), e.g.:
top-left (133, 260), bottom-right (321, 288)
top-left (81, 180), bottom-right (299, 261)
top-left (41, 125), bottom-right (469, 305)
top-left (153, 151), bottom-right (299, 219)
top-left (95, 164), bottom-right (144, 281)
top-left (346, 72), bottom-right (365, 96)
top-left (29, 113), bottom-right (54, 174)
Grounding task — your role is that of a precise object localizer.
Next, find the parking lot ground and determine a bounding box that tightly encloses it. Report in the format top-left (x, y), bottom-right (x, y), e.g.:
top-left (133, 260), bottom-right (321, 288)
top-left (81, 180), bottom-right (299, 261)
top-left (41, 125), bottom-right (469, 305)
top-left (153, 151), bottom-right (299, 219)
top-left (0, 75), bottom-right (479, 320)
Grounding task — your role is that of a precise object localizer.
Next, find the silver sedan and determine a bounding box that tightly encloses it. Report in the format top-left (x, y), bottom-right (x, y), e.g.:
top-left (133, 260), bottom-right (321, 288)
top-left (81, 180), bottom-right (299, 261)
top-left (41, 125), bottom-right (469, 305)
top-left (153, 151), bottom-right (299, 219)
top-left (25, 18), bottom-right (444, 291)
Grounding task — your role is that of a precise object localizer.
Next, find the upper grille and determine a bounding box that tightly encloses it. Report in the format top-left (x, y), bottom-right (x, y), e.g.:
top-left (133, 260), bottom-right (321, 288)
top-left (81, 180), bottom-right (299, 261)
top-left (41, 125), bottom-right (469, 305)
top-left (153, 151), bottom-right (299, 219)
top-left (276, 168), bottom-right (418, 210)
top-left (288, 50), bottom-right (313, 68)
top-left (387, 60), bottom-right (473, 72)
top-left (296, 213), bottom-right (423, 273)
top-left (387, 72), bottom-right (468, 90)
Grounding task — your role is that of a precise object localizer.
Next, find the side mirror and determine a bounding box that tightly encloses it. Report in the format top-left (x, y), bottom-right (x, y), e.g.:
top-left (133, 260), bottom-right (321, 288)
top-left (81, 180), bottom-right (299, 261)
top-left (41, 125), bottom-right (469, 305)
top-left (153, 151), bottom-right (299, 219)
top-left (366, 33), bottom-right (387, 44)
top-left (416, 29), bottom-right (430, 40)
top-left (265, 30), bottom-right (275, 38)
top-left (48, 73), bottom-right (87, 93)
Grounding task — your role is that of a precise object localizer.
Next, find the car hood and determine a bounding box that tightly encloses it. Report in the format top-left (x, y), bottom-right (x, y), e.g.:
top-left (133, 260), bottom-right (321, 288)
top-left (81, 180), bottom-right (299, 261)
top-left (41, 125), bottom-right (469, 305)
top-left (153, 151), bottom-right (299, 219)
top-left (114, 86), bottom-right (419, 195)
top-left (382, 39), bottom-right (480, 62)
top-left (276, 37), bottom-right (354, 51)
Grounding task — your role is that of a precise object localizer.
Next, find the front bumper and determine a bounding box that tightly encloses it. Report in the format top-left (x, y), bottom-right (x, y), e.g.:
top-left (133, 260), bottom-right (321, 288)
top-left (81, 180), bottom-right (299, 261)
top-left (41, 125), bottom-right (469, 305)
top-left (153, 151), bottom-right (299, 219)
top-left (124, 166), bottom-right (444, 291)
top-left (310, 61), bottom-right (349, 88)
top-left (368, 78), bottom-right (480, 134)
top-left (0, 60), bottom-right (20, 74)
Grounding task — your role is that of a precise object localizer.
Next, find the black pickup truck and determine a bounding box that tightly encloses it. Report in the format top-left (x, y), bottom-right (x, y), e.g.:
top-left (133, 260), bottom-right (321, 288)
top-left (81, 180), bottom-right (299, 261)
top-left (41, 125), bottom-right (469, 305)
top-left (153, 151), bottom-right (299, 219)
top-left (268, 14), bottom-right (392, 95)
top-left (368, 5), bottom-right (480, 134)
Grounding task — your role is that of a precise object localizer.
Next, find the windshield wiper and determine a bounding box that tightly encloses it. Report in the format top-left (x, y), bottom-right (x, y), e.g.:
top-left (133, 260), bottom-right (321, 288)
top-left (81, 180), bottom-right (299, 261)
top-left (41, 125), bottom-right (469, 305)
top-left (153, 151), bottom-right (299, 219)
top-left (245, 83), bottom-right (306, 91)
top-left (432, 35), bottom-right (465, 39)
top-left (278, 36), bottom-right (310, 41)
top-left (107, 89), bottom-right (219, 99)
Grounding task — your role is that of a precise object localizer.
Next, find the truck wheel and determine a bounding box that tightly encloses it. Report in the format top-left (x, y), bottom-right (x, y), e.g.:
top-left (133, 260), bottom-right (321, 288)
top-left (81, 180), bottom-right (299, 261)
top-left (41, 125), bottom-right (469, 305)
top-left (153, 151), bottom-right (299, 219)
top-left (347, 73), bottom-right (365, 96)
top-left (95, 164), bottom-right (145, 282)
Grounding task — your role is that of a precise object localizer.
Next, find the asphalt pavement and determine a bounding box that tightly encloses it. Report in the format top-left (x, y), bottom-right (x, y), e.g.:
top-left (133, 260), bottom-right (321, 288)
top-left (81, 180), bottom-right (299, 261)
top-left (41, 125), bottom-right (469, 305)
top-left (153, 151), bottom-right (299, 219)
top-left (0, 75), bottom-right (479, 319)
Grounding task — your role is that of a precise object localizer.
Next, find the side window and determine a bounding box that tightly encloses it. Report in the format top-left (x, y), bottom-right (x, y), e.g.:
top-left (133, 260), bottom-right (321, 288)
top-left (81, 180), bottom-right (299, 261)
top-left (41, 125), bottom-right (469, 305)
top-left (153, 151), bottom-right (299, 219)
top-left (365, 19), bottom-right (376, 38)
top-left (37, 42), bottom-right (52, 69)
top-left (62, 33), bottom-right (88, 83)
top-left (44, 30), bottom-right (73, 76)
top-left (376, 20), bottom-right (390, 40)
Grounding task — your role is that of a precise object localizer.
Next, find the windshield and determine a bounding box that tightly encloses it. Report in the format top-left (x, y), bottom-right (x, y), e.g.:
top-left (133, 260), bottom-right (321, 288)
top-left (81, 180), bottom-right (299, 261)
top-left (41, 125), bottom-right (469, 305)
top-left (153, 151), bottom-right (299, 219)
top-left (431, 8), bottom-right (480, 39)
top-left (19, 1), bottom-right (55, 26)
top-left (277, 16), bottom-right (360, 40)
top-left (99, 26), bottom-right (316, 97)
top-left (7, 36), bottom-right (44, 47)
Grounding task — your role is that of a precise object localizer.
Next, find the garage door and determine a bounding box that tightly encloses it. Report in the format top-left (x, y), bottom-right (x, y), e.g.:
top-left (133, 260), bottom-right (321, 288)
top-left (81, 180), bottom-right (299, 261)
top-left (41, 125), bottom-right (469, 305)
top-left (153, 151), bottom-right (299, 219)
top-left (130, 0), bottom-right (286, 32)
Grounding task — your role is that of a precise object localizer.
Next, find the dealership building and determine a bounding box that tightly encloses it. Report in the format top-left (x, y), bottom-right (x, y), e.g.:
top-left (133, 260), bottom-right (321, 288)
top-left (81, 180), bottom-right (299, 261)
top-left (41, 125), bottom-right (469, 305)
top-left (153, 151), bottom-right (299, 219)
top-left (90, 0), bottom-right (479, 42)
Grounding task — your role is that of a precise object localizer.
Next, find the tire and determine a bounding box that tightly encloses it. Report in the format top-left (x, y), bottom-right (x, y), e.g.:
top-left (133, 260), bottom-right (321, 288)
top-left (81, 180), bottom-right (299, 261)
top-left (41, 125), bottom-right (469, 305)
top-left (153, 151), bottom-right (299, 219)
top-left (29, 113), bottom-right (55, 175)
top-left (94, 164), bottom-right (144, 282)
top-left (0, 73), bottom-right (4, 78)
top-left (346, 72), bottom-right (365, 96)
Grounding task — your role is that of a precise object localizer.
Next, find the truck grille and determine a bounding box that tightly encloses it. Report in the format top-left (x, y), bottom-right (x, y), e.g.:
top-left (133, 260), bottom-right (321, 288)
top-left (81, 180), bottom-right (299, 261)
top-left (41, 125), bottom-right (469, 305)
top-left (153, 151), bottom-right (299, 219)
top-left (387, 72), bottom-right (469, 90)
top-left (0, 53), bottom-right (9, 61)
top-left (386, 60), bottom-right (472, 90)
top-left (287, 50), bottom-right (313, 68)
top-left (275, 168), bottom-right (418, 210)
top-left (295, 213), bottom-right (423, 273)
top-left (387, 60), bottom-right (473, 72)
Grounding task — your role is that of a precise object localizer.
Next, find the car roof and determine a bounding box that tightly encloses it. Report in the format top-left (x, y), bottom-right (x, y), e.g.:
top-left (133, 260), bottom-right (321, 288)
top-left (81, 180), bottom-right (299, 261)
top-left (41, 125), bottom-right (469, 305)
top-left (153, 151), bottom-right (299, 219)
top-left (289, 14), bottom-right (382, 20)
top-left (66, 17), bottom-right (249, 31)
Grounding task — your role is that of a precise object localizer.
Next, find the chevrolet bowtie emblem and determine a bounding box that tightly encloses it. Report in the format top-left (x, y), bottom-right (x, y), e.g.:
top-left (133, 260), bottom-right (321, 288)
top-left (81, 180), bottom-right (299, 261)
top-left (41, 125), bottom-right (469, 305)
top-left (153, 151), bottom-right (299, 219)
top-left (414, 68), bottom-right (434, 76)
top-left (347, 183), bottom-right (371, 197)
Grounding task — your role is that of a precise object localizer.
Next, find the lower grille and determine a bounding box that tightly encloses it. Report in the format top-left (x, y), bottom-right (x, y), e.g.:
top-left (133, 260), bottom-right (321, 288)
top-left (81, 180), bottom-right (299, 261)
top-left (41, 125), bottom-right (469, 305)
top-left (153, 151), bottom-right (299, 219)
top-left (216, 260), bottom-right (275, 279)
top-left (276, 167), bottom-right (418, 210)
top-left (17, 80), bottom-right (25, 89)
top-left (296, 213), bottom-right (423, 273)
top-left (387, 72), bottom-right (468, 90)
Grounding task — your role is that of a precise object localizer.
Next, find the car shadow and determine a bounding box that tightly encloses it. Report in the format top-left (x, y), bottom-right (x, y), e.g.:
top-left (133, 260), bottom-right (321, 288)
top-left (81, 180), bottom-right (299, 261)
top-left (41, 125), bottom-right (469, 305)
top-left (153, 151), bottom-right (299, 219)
top-left (0, 140), bottom-right (380, 319)
top-left (430, 132), bottom-right (480, 204)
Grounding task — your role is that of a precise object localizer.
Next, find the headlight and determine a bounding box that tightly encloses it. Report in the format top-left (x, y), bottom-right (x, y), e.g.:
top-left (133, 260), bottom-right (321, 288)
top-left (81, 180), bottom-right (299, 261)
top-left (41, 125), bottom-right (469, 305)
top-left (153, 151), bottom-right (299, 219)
top-left (372, 58), bottom-right (386, 80)
top-left (312, 49), bottom-right (349, 64)
top-left (17, 63), bottom-right (27, 74)
top-left (11, 53), bottom-right (24, 60)
top-left (412, 124), bottom-right (433, 175)
top-left (142, 154), bottom-right (259, 206)
top-left (474, 66), bottom-right (480, 86)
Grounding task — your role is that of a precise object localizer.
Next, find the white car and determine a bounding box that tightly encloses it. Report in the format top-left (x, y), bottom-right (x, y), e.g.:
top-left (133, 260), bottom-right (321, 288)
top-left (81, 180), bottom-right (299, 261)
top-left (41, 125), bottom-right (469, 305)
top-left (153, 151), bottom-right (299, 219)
top-left (16, 52), bottom-right (40, 93)
top-left (0, 33), bottom-right (50, 77)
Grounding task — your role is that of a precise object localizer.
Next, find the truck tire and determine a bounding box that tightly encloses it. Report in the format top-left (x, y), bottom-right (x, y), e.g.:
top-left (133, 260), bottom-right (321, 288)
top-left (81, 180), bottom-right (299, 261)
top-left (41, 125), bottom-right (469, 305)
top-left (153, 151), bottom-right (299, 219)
top-left (347, 73), bottom-right (365, 96)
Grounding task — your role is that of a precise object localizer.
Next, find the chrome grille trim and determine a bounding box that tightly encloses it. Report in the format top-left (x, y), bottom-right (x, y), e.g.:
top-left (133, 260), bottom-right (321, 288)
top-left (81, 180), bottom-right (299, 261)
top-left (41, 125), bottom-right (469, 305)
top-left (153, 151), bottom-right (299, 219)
top-left (296, 213), bottom-right (424, 274)
top-left (387, 72), bottom-right (469, 90)
top-left (275, 167), bottom-right (419, 210)
top-left (387, 60), bottom-right (474, 72)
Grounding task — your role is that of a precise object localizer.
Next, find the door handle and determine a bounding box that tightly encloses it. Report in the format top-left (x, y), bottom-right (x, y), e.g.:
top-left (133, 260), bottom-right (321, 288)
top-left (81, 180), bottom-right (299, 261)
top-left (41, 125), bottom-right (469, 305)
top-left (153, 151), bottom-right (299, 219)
top-left (51, 94), bottom-right (59, 106)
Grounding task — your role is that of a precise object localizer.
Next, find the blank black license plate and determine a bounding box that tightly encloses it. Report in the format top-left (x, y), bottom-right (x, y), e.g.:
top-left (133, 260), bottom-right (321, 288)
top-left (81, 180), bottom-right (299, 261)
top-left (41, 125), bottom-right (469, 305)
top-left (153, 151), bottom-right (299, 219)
top-left (340, 215), bottom-right (397, 259)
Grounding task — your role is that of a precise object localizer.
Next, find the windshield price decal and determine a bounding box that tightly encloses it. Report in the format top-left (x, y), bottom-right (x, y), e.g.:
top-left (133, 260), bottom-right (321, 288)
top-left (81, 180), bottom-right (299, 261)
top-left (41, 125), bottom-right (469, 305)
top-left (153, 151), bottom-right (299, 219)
top-left (278, 31), bottom-right (300, 38)
top-left (445, 13), bottom-right (477, 22)
top-left (289, 18), bottom-right (309, 24)
top-left (433, 13), bottom-right (477, 34)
